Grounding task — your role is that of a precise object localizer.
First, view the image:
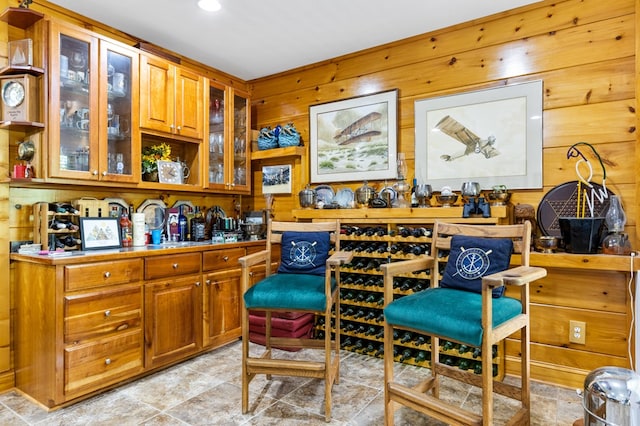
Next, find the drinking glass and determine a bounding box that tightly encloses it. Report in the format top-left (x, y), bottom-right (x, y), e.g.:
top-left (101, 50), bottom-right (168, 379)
top-left (415, 184), bottom-right (433, 207)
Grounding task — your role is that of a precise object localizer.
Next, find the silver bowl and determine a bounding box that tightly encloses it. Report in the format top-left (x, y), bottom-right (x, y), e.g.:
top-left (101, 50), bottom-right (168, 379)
top-left (241, 223), bottom-right (266, 240)
top-left (434, 193), bottom-right (459, 207)
top-left (534, 236), bottom-right (559, 253)
top-left (488, 191), bottom-right (511, 206)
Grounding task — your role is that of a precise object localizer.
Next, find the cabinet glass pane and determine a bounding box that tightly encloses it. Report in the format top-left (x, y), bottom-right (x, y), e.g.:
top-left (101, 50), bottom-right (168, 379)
top-left (233, 93), bottom-right (247, 186)
top-left (59, 34), bottom-right (91, 172)
top-left (106, 49), bottom-right (132, 175)
top-left (208, 86), bottom-right (225, 184)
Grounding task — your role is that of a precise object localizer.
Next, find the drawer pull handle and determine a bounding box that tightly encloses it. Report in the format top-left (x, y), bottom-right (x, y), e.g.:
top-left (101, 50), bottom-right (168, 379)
top-left (104, 271), bottom-right (111, 278)
top-left (104, 310), bottom-right (111, 317)
top-left (195, 281), bottom-right (201, 287)
top-left (223, 256), bottom-right (229, 262)
top-left (173, 263), bottom-right (179, 269)
top-left (105, 358), bottom-right (111, 365)
top-left (206, 279), bottom-right (211, 286)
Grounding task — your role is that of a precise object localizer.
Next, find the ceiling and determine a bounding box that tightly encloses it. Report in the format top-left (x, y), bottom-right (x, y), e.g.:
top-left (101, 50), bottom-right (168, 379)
top-left (46, 0), bottom-right (541, 81)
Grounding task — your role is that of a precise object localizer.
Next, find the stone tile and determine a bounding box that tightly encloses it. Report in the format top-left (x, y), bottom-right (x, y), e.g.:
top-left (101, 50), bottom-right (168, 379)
top-left (245, 400), bottom-right (346, 425)
top-left (0, 402), bottom-right (28, 425)
top-left (0, 390), bottom-right (55, 425)
top-left (139, 412), bottom-right (191, 425)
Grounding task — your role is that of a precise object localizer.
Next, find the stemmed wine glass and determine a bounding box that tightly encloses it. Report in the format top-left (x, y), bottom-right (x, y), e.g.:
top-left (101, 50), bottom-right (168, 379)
top-left (415, 184), bottom-right (433, 207)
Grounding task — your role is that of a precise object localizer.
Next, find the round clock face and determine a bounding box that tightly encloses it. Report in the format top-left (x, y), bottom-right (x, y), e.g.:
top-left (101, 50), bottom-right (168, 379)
top-left (2, 80), bottom-right (25, 108)
top-left (158, 161), bottom-right (182, 184)
top-left (454, 247), bottom-right (491, 279)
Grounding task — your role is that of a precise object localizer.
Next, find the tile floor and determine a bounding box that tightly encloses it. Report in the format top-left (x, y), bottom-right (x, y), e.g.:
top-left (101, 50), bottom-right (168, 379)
top-left (0, 340), bottom-right (584, 425)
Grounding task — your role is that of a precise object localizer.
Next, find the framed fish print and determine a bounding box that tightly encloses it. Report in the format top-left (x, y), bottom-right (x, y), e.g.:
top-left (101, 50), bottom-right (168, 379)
top-left (414, 80), bottom-right (543, 190)
top-left (309, 89), bottom-right (398, 183)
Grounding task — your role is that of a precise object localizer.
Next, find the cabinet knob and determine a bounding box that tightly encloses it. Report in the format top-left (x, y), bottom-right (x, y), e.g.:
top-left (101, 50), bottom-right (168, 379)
top-left (105, 358), bottom-right (111, 365)
top-left (92, 170), bottom-right (98, 175)
top-left (205, 279), bottom-right (211, 286)
top-left (170, 124), bottom-right (175, 130)
top-left (223, 256), bottom-right (229, 262)
top-left (104, 271), bottom-right (111, 278)
top-left (104, 310), bottom-right (111, 317)
top-left (195, 281), bottom-right (201, 287)
top-left (172, 263), bottom-right (179, 269)
top-left (177, 126), bottom-right (182, 131)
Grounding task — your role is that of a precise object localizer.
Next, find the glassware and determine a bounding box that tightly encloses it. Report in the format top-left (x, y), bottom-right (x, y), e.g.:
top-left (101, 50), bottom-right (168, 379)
top-left (602, 195), bottom-right (631, 254)
top-left (415, 184), bottom-right (433, 207)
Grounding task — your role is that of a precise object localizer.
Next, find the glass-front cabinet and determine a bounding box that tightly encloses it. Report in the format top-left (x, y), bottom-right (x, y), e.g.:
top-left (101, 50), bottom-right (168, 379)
top-left (206, 82), bottom-right (250, 194)
top-left (48, 22), bottom-right (139, 182)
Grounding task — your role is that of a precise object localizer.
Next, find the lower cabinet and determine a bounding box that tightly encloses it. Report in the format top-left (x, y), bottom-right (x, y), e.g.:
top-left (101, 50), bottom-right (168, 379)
top-left (144, 275), bottom-right (203, 368)
top-left (12, 242), bottom-right (260, 409)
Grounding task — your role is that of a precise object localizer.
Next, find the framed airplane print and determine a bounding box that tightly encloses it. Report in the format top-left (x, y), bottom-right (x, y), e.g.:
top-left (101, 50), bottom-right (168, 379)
top-left (309, 89), bottom-right (398, 184)
top-left (414, 80), bottom-right (543, 190)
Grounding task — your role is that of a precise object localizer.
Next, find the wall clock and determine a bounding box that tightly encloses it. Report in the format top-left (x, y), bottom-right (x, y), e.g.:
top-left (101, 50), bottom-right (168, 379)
top-left (157, 160), bottom-right (183, 184)
top-left (0, 74), bottom-right (38, 123)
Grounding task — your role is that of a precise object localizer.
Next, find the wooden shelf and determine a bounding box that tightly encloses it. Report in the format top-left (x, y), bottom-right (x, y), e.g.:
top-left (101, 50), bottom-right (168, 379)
top-left (0, 65), bottom-right (44, 76)
top-left (293, 206), bottom-right (508, 222)
top-left (0, 7), bottom-right (43, 29)
top-left (0, 120), bottom-right (45, 131)
top-left (251, 145), bottom-right (304, 161)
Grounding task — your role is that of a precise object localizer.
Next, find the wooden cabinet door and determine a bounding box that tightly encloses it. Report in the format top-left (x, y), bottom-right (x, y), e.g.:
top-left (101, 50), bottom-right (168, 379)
top-left (203, 269), bottom-right (241, 348)
top-left (175, 67), bottom-right (203, 140)
top-left (144, 275), bottom-right (202, 368)
top-left (139, 54), bottom-right (175, 134)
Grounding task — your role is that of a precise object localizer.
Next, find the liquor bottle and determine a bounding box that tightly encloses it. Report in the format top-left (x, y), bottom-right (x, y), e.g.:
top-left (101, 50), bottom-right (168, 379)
top-left (120, 206), bottom-right (132, 247)
top-left (411, 178), bottom-right (419, 207)
top-left (190, 207), bottom-right (206, 241)
top-left (178, 206), bottom-right (188, 242)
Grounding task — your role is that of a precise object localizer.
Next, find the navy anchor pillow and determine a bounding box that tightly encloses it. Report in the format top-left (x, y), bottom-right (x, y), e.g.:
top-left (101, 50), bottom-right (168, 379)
top-left (441, 235), bottom-right (513, 297)
top-left (278, 231), bottom-right (331, 276)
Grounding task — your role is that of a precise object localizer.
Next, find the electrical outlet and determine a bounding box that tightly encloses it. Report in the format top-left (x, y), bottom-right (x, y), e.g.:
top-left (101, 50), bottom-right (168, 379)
top-left (569, 320), bottom-right (586, 344)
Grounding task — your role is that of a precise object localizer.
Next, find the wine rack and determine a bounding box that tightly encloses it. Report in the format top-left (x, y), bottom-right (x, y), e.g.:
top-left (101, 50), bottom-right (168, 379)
top-left (315, 221), bottom-right (505, 379)
top-left (33, 201), bottom-right (81, 251)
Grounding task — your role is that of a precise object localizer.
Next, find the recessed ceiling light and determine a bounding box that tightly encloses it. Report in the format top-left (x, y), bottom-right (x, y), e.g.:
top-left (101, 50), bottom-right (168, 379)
top-left (198, 0), bottom-right (221, 12)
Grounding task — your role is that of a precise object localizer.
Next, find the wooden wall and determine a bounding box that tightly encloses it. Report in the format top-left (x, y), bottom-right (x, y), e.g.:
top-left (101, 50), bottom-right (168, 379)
top-left (249, 0), bottom-right (639, 251)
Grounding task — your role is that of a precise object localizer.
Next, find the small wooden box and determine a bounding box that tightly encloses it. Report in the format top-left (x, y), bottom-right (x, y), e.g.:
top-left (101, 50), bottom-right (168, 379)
top-left (74, 198), bottom-right (110, 218)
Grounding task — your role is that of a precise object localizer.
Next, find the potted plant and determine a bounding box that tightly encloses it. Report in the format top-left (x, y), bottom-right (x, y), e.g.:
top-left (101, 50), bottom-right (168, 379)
top-left (141, 142), bottom-right (172, 181)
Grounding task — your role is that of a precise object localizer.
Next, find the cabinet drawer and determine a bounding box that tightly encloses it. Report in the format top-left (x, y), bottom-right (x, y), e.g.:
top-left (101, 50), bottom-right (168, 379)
top-left (203, 247), bottom-right (245, 271)
top-left (65, 259), bottom-right (143, 291)
top-left (145, 252), bottom-right (201, 279)
top-left (64, 285), bottom-right (142, 344)
top-left (64, 329), bottom-right (143, 396)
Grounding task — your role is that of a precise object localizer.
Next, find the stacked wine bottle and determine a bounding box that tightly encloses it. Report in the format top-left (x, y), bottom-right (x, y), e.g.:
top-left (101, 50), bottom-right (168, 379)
top-left (313, 223), bottom-right (502, 376)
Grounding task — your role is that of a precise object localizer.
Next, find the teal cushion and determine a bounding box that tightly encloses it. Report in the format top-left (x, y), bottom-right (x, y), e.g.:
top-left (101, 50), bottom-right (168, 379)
top-left (383, 287), bottom-right (522, 347)
top-left (244, 273), bottom-right (335, 311)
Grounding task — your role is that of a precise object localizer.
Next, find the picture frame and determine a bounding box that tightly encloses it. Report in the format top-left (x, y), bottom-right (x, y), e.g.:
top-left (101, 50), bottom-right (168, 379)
top-left (414, 80), bottom-right (543, 190)
top-left (262, 164), bottom-right (292, 194)
top-left (309, 89), bottom-right (398, 183)
top-left (80, 217), bottom-right (121, 250)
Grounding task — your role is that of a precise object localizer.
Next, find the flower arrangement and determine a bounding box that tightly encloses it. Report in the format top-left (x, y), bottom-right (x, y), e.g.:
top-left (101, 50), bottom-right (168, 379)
top-left (142, 143), bottom-right (172, 175)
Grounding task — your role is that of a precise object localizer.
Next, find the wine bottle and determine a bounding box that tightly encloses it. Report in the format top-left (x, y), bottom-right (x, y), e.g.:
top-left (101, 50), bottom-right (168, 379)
top-left (414, 335), bottom-right (428, 346)
top-left (400, 348), bottom-right (413, 362)
top-left (364, 310), bottom-right (377, 321)
top-left (374, 344), bottom-right (385, 357)
top-left (411, 178), bottom-right (419, 207)
top-left (354, 309), bottom-right (367, 319)
top-left (341, 337), bottom-right (354, 348)
top-left (374, 327), bottom-right (385, 339)
top-left (178, 206), bottom-right (188, 242)
top-left (398, 226), bottom-right (411, 238)
top-left (389, 243), bottom-right (401, 254)
top-left (400, 332), bottom-right (413, 344)
top-left (414, 350), bottom-right (429, 363)
top-left (363, 343), bottom-right (376, 354)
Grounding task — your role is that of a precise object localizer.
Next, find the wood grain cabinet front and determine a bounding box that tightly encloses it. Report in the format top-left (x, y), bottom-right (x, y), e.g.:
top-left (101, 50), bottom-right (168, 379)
top-left (144, 252), bottom-right (201, 280)
top-left (63, 283), bottom-right (144, 398)
top-left (64, 258), bottom-right (143, 291)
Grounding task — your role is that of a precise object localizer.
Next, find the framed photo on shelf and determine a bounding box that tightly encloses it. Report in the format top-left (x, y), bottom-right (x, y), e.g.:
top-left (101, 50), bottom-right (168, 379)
top-left (309, 89), bottom-right (398, 184)
top-left (414, 80), bottom-right (543, 190)
top-left (80, 217), bottom-right (121, 250)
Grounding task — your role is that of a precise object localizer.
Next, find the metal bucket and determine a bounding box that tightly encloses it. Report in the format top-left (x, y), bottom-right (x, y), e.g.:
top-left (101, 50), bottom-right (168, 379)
top-left (583, 367), bottom-right (640, 425)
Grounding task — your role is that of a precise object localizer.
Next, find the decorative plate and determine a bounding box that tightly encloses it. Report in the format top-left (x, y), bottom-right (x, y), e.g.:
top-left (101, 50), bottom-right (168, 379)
top-left (172, 200), bottom-right (195, 214)
top-left (137, 199), bottom-right (167, 230)
top-left (314, 185), bottom-right (335, 205)
top-left (537, 180), bottom-right (612, 238)
top-left (334, 188), bottom-right (354, 208)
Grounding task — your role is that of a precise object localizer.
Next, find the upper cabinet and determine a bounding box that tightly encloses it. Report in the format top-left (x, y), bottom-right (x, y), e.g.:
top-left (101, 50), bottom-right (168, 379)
top-left (48, 21), bottom-right (140, 182)
top-left (139, 55), bottom-right (204, 140)
top-left (205, 82), bottom-right (250, 194)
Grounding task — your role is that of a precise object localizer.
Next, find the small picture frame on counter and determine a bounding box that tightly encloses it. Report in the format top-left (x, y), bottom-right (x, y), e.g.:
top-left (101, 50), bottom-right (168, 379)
top-left (79, 217), bottom-right (121, 250)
